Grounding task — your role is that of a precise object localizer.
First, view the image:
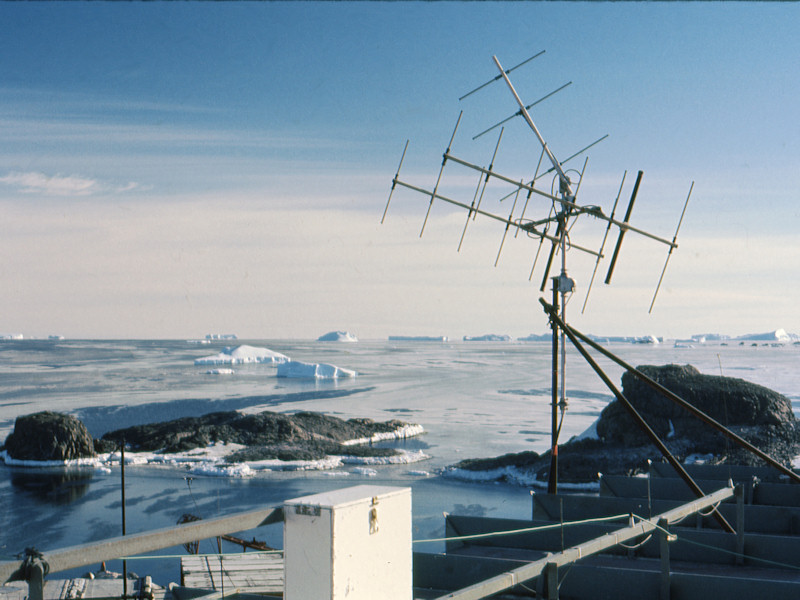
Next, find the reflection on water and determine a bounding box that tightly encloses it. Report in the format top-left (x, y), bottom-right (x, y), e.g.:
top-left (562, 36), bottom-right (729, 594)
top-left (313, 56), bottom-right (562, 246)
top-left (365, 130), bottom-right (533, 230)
top-left (10, 468), bottom-right (94, 504)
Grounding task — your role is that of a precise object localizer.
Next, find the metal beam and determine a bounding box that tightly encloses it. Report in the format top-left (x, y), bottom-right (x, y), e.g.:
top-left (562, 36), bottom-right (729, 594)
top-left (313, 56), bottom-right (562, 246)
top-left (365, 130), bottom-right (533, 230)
top-left (551, 321), bottom-right (800, 485)
top-left (0, 506), bottom-right (283, 583)
top-left (432, 486), bottom-right (735, 600)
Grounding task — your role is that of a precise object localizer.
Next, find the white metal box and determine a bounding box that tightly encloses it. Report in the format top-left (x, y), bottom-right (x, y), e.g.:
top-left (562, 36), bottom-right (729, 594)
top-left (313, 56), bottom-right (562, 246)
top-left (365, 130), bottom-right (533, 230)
top-left (283, 485), bottom-right (412, 600)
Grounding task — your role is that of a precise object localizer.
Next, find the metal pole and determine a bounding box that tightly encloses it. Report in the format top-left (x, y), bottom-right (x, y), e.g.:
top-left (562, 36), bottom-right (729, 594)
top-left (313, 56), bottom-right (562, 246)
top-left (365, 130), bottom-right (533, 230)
top-left (555, 322), bottom-right (800, 484)
top-left (121, 439), bottom-right (127, 599)
top-left (539, 299), bottom-right (735, 534)
top-left (548, 278), bottom-right (559, 494)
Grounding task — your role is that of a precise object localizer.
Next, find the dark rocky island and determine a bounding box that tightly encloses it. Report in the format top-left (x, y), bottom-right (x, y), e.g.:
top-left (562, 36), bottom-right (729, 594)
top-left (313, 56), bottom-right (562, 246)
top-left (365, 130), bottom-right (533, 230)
top-left (2, 410), bottom-right (420, 463)
top-left (451, 364), bottom-right (799, 483)
top-left (3, 412), bottom-right (96, 461)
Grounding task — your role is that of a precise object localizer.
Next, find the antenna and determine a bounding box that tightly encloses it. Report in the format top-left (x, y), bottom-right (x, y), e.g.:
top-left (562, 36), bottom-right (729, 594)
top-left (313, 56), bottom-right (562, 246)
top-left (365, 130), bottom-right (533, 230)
top-left (649, 181), bottom-right (693, 312)
top-left (382, 52), bottom-right (691, 493)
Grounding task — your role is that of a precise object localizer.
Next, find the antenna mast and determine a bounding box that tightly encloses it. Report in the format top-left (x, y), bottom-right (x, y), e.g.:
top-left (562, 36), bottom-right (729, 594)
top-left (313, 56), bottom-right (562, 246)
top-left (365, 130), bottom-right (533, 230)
top-left (382, 52), bottom-right (690, 494)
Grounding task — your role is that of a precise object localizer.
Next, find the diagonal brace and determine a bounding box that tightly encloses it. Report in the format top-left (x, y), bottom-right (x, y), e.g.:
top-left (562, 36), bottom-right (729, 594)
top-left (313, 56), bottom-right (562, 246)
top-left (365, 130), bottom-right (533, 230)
top-left (539, 298), bottom-right (735, 533)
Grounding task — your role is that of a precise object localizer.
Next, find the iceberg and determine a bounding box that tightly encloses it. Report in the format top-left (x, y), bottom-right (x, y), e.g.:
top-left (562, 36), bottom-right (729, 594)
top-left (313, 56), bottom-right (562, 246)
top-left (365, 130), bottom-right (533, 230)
top-left (277, 360), bottom-right (357, 379)
top-left (463, 334), bottom-right (511, 342)
top-left (517, 333), bottom-right (550, 342)
top-left (194, 345), bottom-right (289, 365)
top-left (388, 335), bottom-right (448, 342)
top-left (317, 330), bottom-right (358, 342)
top-left (736, 329), bottom-right (792, 342)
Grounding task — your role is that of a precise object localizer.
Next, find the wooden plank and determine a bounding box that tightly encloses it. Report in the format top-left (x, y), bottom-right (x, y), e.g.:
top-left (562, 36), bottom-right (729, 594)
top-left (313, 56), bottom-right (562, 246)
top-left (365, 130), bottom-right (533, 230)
top-left (180, 554), bottom-right (284, 593)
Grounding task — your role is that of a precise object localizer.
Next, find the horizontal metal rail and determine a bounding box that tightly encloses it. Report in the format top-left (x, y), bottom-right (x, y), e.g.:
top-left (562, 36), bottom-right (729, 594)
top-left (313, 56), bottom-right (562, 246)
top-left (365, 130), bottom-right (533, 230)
top-left (0, 506), bottom-right (284, 583)
top-left (433, 485), bottom-right (735, 600)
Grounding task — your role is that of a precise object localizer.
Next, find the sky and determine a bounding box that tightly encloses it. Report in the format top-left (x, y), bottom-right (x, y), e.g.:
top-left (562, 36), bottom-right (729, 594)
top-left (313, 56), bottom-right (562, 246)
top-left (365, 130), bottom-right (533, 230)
top-left (1, 2), bottom-right (799, 340)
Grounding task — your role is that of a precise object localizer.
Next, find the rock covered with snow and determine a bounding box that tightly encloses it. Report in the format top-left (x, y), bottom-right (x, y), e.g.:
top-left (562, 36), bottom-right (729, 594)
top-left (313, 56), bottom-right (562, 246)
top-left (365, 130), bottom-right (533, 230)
top-left (448, 363), bottom-right (799, 484)
top-left (94, 410), bottom-right (420, 460)
top-left (317, 331), bottom-right (358, 342)
top-left (194, 345), bottom-right (289, 365)
top-left (3, 412), bottom-right (95, 460)
top-left (277, 360), bottom-right (356, 379)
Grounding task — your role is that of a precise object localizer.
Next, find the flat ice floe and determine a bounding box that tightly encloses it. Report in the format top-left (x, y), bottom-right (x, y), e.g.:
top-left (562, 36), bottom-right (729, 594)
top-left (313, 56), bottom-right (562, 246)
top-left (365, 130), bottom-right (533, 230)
top-left (194, 345), bottom-right (289, 365)
top-left (277, 360), bottom-right (357, 379)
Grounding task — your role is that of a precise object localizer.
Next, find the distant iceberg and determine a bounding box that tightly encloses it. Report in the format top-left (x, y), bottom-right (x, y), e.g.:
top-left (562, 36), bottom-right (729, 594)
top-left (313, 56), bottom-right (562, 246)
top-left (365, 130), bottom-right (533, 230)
top-left (633, 335), bottom-right (660, 344)
top-left (205, 333), bottom-right (238, 340)
top-left (735, 329), bottom-right (792, 342)
top-left (388, 335), bottom-right (448, 342)
top-left (195, 345), bottom-right (289, 365)
top-left (517, 333), bottom-right (550, 342)
top-left (463, 334), bottom-right (511, 342)
top-left (317, 331), bottom-right (358, 342)
top-left (0, 334), bottom-right (23, 340)
top-left (277, 360), bottom-right (357, 379)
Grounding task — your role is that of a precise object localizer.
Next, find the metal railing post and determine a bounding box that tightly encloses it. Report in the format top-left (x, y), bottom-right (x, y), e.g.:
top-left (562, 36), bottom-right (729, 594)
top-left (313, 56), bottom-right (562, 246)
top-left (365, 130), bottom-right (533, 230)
top-left (658, 518), bottom-right (671, 600)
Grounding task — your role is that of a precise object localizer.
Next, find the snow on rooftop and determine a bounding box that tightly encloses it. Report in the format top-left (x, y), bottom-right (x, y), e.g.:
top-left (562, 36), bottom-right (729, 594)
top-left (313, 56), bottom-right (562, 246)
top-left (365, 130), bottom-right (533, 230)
top-left (277, 360), bottom-right (357, 379)
top-left (194, 345), bottom-right (289, 365)
top-left (317, 331), bottom-right (358, 342)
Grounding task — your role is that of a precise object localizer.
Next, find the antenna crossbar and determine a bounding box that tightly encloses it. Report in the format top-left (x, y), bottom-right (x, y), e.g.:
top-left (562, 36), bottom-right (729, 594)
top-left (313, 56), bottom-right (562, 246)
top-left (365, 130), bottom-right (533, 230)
top-left (459, 50), bottom-right (546, 101)
top-left (473, 81), bottom-right (573, 141)
top-left (391, 177), bottom-right (601, 257)
top-left (493, 55), bottom-right (572, 195)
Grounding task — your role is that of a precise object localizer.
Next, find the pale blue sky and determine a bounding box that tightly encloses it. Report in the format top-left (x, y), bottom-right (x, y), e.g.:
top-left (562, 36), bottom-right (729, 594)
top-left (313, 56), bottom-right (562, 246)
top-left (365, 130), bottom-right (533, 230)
top-left (1, 2), bottom-right (798, 339)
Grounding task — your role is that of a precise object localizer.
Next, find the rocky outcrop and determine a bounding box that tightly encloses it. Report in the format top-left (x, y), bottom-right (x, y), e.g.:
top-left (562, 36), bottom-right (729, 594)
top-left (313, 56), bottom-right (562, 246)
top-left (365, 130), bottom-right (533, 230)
top-left (597, 364), bottom-right (795, 445)
top-left (3, 410), bottom-right (418, 463)
top-left (3, 411), bottom-right (96, 461)
top-left (94, 411), bottom-right (414, 460)
top-left (451, 364), bottom-right (799, 483)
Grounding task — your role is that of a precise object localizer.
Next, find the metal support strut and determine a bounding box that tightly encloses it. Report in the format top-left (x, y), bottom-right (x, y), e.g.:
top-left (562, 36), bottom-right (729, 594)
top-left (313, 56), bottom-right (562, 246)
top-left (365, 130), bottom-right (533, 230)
top-left (539, 298), bottom-right (736, 534)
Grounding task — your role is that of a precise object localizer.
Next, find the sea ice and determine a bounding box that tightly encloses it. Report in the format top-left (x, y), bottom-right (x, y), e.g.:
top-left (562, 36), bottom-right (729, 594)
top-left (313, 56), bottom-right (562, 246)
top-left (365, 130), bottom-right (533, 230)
top-left (194, 345), bottom-right (289, 365)
top-left (276, 360), bottom-right (357, 379)
top-left (317, 330), bottom-right (358, 342)
top-left (205, 368), bottom-right (235, 375)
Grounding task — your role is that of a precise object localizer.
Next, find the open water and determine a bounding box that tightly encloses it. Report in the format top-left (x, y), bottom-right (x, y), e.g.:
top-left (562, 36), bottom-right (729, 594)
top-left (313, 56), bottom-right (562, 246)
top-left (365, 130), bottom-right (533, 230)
top-left (0, 337), bottom-right (798, 584)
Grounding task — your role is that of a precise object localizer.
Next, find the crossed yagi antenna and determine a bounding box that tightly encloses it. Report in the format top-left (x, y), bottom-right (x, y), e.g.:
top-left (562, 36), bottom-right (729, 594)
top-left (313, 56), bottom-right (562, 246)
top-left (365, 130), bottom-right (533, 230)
top-left (381, 52), bottom-right (692, 314)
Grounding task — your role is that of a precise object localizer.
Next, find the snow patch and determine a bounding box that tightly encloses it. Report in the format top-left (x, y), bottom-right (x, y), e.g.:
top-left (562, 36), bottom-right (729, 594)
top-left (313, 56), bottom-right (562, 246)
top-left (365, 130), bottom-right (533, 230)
top-left (442, 465), bottom-right (599, 491)
top-left (341, 423), bottom-right (424, 446)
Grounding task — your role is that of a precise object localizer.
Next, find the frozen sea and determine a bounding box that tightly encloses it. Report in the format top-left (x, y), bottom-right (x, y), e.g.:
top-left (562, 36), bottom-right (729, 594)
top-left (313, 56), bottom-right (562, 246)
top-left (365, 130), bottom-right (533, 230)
top-left (1, 337), bottom-right (798, 584)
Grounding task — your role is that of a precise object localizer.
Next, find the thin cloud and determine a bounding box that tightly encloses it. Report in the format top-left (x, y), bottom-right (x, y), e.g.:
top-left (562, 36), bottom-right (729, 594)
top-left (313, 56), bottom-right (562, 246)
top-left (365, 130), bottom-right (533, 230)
top-left (0, 171), bottom-right (139, 196)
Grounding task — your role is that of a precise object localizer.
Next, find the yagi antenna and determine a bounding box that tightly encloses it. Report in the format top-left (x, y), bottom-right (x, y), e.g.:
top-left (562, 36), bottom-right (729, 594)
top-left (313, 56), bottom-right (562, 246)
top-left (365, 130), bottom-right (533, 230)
top-left (473, 81), bottom-right (572, 140)
top-left (382, 52), bottom-right (692, 495)
top-left (649, 181), bottom-right (693, 312)
top-left (459, 50), bottom-right (545, 101)
top-left (582, 171), bottom-right (626, 313)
